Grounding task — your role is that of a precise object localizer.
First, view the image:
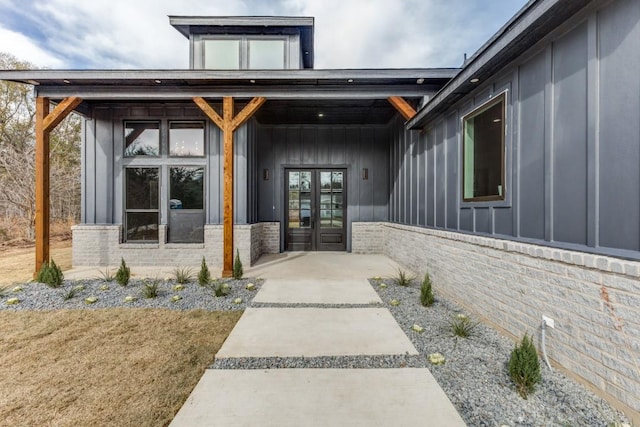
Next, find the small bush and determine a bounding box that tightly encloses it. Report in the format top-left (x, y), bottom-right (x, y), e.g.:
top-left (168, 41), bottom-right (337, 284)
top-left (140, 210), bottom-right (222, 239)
top-left (0, 285), bottom-right (10, 298)
top-left (99, 268), bottom-right (115, 282)
top-left (232, 250), bottom-right (243, 280)
top-left (115, 258), bottom-right (130, 287)
top-left (420, 273), bottom-right (435, 307)
top-left (450, 313), bottom-right (477, 338)
top-left (173, 266), bottom-right (193, 284)
top-left (393, 268), bottom-right (415, 287)
top-left (197, 257), bottom-right (211, 286)
top-left (214, 282), bottom-right (231, 297)
top-left (36, 259), bottom-right (64, 288)
top-left (62, 288), bottom-right (77, 301)
top-left (509, 333), bottom-right (541, 399)
top-left (142, 279), bottom-right (160, 299)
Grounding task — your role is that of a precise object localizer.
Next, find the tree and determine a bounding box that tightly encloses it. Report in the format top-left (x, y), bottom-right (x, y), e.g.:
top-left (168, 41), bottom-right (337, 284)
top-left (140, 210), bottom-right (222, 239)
top-left (0, 52), bottom-right (81, 242)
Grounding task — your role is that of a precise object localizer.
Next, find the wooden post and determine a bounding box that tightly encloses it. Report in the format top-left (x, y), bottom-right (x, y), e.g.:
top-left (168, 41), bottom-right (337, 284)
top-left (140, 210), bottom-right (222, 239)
top-left (193, 96), bottom-right (266, 277)
top-left (33, 96), bottom-right (83, 276)
top-left (35, 97), bottom-right (50, 275)
top-left (387, 96), bottom-right (418, 121)
top-left (222, 97), bottom-right (234, 277)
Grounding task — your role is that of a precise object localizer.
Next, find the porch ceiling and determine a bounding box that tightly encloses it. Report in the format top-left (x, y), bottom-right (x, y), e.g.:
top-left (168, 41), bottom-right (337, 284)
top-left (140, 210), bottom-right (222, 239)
top-left (254, 98), bottom-right (420, 125)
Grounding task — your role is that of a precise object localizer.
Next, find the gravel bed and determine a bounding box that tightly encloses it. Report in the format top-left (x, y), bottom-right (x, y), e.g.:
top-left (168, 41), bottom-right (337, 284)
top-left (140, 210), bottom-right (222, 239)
top-left (370, 278), bottom-right (629, 427)
top-left (212, 354), bottom-right (425, 370)
top-left (0, 278), bottom-right (263, 311)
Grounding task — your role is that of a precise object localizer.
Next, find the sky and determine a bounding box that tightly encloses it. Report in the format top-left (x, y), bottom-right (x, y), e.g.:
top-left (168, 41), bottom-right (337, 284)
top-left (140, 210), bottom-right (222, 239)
top-left (0, 0), bottom-right (529, 70)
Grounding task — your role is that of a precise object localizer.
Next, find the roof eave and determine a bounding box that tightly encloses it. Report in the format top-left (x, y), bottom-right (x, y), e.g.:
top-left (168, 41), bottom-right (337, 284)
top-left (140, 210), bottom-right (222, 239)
top-left (407, 0), bottom-right (593, 129)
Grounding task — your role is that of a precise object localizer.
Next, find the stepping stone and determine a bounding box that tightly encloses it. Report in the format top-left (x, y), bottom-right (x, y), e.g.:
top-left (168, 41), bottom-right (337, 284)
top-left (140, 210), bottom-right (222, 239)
top-left (216, 307), bottom-right (418, 358)
top-left (253, 278), bottom-right (382, 305)
top-left (170, 368), bottom-right (466, 426)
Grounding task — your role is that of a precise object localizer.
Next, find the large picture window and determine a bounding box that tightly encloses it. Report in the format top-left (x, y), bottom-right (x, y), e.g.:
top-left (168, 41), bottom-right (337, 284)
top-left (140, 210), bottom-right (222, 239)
top-left (125, 168), bottom-right (159, 242)
top-left (462, 93), bottom-right (506, 201)
top-left (122, 121), bottom-right (206, 244)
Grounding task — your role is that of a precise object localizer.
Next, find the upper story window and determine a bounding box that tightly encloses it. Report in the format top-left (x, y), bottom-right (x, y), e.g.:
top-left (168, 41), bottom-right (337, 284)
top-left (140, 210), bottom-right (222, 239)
top-left (201, 37), bottom-right (288, 70)
top-left (462, 92), bottom-right (506, 202)
top-left (204, 40), bottom-right (240, 69)
top-left (248, 39), bottom-right (285, 69)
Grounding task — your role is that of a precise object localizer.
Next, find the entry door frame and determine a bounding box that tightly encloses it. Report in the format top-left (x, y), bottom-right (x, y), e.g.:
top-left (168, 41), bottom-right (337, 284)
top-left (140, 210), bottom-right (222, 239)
top-left (284, 166), bottom-right (348, 251)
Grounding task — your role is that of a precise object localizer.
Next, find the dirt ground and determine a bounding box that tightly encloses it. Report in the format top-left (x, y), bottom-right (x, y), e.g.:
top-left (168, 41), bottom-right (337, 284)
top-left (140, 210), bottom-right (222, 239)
top-left (0, 240), bottom-right (72, 286)
top-left (0, 309), bottom-right (242, 427)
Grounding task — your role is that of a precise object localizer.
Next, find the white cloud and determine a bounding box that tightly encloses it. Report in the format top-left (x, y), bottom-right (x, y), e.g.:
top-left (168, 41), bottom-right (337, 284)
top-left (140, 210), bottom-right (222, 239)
top-left (0, 0), bottom-right (527, 69)
top-left (0, 27), bottom-right (65, 68)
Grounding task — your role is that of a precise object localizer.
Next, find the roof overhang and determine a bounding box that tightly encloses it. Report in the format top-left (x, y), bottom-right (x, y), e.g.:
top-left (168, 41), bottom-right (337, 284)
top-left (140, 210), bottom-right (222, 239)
top-left (0, 68), bottom-right (458, 101)
top-left (169, 16), bottom-right (315, 68)
top-left (407, 0), bottom-right (594, 129)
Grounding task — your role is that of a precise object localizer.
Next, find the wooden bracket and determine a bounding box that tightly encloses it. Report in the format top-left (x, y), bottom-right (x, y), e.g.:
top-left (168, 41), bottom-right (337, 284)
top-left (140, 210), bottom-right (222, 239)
top-left (193, 96), bottom-right (266, 277)
top-left (387, 96), bottom-right (417, 121)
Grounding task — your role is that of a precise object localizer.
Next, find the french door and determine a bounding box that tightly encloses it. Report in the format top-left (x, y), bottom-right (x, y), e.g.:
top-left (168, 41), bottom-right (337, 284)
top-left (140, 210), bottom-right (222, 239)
top-left (285, 169), bottom-right (346, 251)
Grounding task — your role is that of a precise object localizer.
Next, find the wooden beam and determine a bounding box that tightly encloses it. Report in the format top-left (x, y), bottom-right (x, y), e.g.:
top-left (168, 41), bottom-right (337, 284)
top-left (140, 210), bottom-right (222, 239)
top-left (43, 96), bottom-right (82, 133)
top-left (193, 96), bottom-right (224, 130)
top-left (387, 96), bottom-right (417, 121)
top-left (193, 96), bottom-right (266, 277)
top-left (231, 97), bottom-right (266, 131)
top-left (34, 97), bottom-right (50, 276)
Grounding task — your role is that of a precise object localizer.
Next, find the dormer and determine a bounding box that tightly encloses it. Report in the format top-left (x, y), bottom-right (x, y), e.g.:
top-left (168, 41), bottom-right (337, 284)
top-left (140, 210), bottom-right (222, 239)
top-left (169, 16), bottom-right (314, 70)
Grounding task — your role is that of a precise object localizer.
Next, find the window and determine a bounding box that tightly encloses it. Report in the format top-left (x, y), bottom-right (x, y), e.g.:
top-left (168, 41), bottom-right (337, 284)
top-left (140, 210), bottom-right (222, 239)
top-left (122, 121), bottom-right (206, 243)
top-left (170, 122), bottom-right (205, 157)
top-left (125, 168), bottom-right (159, 241)
top-left (168, 167), bottom-right (204, 243)
top-left (462, 93), bottom-right (506, 201)
top-left (124, 122), bottom-right (159, 156)
top-left (249, 39), bottom-right (285, 69)
top-left (202, 37), bottom-right (288, 69)
top-left (204, 39), bottom-right (240, 69)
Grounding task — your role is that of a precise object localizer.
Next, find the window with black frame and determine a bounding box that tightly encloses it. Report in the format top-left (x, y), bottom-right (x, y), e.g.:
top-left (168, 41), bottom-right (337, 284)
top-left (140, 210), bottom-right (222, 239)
top-left (168, 166), bottom-right (204, 243)
top-left (462, 93), bottom-right (506, 202)
top-left (125, 168), bottom-right (159, 242)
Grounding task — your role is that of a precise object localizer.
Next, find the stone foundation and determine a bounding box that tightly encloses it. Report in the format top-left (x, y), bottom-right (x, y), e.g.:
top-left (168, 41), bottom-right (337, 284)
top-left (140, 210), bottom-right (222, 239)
top-left (352, 221), bottom-right (640, 421)
top-left (72, 222), bottom-right (280, 269)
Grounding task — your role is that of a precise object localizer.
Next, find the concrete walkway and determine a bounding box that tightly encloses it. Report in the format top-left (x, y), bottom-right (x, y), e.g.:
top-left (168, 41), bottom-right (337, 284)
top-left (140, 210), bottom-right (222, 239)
top-left (169, 253), bottom-right (466, 426)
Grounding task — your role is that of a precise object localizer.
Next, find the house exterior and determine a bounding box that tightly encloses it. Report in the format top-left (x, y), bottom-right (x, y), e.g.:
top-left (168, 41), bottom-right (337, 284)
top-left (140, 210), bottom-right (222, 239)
top-left (0, 0), bottom-right (638, 422)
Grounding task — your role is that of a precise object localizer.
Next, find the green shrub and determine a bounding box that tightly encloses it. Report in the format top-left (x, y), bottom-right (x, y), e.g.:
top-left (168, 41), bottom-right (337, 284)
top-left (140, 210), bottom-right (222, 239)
top-left (173, 266), bottom-right (193, 284)
top-left (450, 313), bottom-right (477, 338)
top-left (142, 279), bottom-right (160, 299)
top-left (0, 285), bottom-right (10, 298)
top-left (214, 282), bottom-right (231, 297)
top-left (509, 333), bottom-right (541, 399)
top-left (232, 250), bottom-right (243, 280)
top-left (197, 257), bottom-right (210, 286)
top-left (393, 268), bottom-right (415, 287)
top-left (36, 259), bottom-right (64, 288)
top-left (420, 273), bottom-right (435, 307)
top-left (63, 288), bottom-right (77, 301)
top-left (115, 258), bottom-right (130, 287)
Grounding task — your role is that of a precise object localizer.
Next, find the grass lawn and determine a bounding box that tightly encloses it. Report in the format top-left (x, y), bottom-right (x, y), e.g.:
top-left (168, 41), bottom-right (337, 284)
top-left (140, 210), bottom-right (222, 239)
top-left (0, 309), bottom-right (241, 426)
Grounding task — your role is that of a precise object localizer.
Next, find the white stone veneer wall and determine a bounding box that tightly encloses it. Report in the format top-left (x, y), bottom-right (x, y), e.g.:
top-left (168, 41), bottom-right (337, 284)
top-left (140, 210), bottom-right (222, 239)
top-left (72, 222), bottom-right (280, 269)
top-left (352, 221), bottom-right (640, 421)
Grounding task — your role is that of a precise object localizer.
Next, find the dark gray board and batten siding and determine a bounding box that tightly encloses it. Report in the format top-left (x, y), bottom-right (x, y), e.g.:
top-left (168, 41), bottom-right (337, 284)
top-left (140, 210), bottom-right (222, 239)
top-left (256, 124), bottom-right (390, 251)
top-left (391, 0), bottom-right (640, 259)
